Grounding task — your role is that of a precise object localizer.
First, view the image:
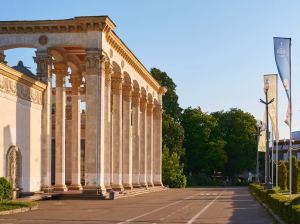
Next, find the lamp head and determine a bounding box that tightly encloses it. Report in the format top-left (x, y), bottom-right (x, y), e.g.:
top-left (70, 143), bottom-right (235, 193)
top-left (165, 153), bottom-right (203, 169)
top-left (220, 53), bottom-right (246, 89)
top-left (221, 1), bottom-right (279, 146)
top-left (264, 80), bottom-right (269, 93)
top-left (256, 120), bottom-right (261, 127)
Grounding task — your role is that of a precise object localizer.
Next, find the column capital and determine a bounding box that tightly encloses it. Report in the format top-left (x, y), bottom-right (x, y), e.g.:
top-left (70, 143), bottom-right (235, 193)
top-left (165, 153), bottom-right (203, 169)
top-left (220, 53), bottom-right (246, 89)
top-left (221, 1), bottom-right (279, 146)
top-left (140, 95), bottom-right (148, 112)
top-left (52, 63), bottom-right (68, 87)
top-left (153, 105), bottom-right (163, 120)
top-left (122, 82), bottom-right (133, 102)
top-left (111, 73), bottom-right (124, 95)
top-left (69, 73), bottom-right (83, 95)
top-left (158, 86), bottom-right (168, 95)
top-left (147, 102), bottom-right (154, 116)
top-left (84, 49), bottom-right (106, 75)
top-left (33, 51), bottom-right (52, 79)
top-left (132, 88), bottom-right (141, 107)
top-left (105, 63), bottom-right (113, 87)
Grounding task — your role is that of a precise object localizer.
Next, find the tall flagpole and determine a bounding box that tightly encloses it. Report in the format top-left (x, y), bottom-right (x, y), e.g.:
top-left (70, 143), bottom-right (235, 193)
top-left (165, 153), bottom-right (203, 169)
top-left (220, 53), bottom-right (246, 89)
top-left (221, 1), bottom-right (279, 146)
top-left (289, 39), bottom-right (292, 199)
top-left (276, 74), bottom-right (279, 193)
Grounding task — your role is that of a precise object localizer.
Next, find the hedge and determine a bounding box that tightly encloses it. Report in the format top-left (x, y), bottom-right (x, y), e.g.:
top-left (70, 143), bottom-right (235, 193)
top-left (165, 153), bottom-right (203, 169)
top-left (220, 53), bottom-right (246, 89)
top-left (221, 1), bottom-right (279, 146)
top-left (250, 183), bottom-right (300, 223)
top-left (0, 177), bottom-right (12, 201)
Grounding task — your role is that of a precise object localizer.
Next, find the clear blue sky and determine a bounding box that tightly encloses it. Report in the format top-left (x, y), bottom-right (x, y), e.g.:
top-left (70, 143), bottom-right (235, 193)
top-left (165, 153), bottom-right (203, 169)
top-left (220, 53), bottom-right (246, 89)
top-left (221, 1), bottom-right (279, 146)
top-left (2, 0), bottom-right (300, 139)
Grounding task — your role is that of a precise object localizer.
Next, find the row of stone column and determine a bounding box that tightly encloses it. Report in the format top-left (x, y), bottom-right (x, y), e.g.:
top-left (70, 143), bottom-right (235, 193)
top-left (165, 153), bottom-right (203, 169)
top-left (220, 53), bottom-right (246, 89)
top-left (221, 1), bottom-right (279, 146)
top-left (31, 50), bottom-right (163, 194)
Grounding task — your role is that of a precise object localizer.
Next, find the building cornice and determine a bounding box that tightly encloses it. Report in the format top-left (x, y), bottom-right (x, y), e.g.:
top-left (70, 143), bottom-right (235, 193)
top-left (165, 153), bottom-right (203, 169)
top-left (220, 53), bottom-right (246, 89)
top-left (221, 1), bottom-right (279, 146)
top-left (0, 63), bottom-right (47, 91)
top-left (0, 16), bottom-right (116, 34)
top-left (106, 30), bottom-right (161, 93)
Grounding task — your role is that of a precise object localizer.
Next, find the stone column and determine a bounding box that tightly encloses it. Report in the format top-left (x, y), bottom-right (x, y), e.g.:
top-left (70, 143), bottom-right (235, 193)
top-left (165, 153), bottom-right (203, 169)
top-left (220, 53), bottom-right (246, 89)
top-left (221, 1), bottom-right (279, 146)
top-left (83, 50), bottom-right (106, 195)
top-left (122, 82), bottom-right (133, 189)
top-left (69, 73), bottom-right (83, 190)
top-left (65, 105), bottom-right (72, 185)
top-left (146, 101), bottom-right (154, 187)
top-left (33, 51), bottom-right (53, 193)
top-left (111, 73), bottom-right (124, 191)
top-left (153, 105), bottom-right (163, 186)
top-left (0, 49), bottom-right (7, 64)
top-left (283, 150), bottom-right (288, 162)
top-left (52, 63), bottom-right (68, 191)
top-left (104, 64), bottom-right (113, 192)
top-left (132, 88), bottom-right (141, 188)
top-left (139, 95), bottom-right (148, 187)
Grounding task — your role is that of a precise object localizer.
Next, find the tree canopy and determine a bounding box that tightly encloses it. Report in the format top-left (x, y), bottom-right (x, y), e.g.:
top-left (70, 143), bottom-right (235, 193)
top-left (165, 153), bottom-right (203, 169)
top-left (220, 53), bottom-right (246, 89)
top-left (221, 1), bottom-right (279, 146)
top-left (181, 107), bottom-right (227, 174)
top-left (150, 68), bottom-right (182, 122)
top-left (211, 108), bottom-right (256, 183)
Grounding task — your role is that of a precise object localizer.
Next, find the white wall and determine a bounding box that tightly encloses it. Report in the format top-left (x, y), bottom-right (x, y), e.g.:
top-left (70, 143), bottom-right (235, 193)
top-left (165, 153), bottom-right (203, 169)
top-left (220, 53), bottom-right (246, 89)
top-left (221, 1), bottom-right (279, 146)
top-left (0, 94), bottom-right (43, 192)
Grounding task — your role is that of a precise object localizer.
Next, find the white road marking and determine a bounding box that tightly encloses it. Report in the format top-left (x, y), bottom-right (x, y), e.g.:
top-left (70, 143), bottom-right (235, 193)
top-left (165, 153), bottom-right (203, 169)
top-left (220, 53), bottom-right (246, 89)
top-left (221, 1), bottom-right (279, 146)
top-left (186, 189), bottom-right (227, 224)
top-left (117, 192), bottom-right (206, 224)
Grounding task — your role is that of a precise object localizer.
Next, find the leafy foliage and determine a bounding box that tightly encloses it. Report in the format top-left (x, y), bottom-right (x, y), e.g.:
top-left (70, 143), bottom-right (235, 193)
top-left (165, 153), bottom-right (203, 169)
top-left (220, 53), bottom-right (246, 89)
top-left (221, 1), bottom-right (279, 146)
top-left (150, 68), bottom-right (182, 122)
top-left (211, 108), bottom-right (256, 184)
top-left (162, 145), bottom-right (186, 188)
top-left (181, 107), bottom-right (227, 173)
top-left (0, 177), bottom-right (12, 201)
top-left (162, 113), bottom-right (185, 157)
top-left (279, 160), bottom-right (287, 190)
top-left (292, 156), bottom-right (298, 194)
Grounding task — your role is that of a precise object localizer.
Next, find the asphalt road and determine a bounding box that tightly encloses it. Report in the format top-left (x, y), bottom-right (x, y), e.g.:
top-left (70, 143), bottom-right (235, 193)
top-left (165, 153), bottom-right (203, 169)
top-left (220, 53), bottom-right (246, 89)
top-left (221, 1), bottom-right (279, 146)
top-left (0, 187), bottom-right (274, 224)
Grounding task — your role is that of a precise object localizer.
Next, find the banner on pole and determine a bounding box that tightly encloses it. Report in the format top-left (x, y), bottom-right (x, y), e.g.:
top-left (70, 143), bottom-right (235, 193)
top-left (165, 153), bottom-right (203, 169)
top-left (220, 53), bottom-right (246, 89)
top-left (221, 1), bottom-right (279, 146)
top-left (273, 37), bottom-right (292, 126)
top-left (264, 74), bottom-right (279, 142)
top-left (258, 110), bottom-right (266, 152)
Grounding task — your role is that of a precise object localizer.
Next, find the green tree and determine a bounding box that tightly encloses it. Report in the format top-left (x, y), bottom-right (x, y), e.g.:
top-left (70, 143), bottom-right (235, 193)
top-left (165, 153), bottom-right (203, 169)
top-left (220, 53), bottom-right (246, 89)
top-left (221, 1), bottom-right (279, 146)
top-left (181, 107), bottom-right (227, 174)
top-left (150, 68), bottom-right (182, 122)
top-left (162, 145), bottom-right (186, 188)
top-left (212, 108), bottom-right (256, 184)
top-left (279, 160), bottom-right (287, 190)
top-left (162, 113), bottom-right (185, 157)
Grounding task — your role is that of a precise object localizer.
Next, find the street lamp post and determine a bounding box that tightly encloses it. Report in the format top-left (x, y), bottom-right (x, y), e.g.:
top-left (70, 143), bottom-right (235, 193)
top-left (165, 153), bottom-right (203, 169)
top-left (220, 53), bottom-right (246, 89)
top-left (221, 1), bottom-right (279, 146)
top-left (260, 80), bottom-right (274, 190)
top-left (255, 120), bottom-right (261, 184)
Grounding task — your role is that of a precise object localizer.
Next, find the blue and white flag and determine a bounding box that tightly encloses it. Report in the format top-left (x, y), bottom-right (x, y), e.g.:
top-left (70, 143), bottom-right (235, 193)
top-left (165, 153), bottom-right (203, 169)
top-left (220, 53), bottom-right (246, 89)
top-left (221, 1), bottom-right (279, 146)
top-left (274, 37), bottom-right (291, 125)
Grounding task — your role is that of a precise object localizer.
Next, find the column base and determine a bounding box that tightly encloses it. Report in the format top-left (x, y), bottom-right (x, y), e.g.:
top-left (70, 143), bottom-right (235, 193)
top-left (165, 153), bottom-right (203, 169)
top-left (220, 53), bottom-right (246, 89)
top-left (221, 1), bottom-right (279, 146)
top-left (123, 183), bottom-right (133, 190)
top-left (42, 185), bottom-right (54, 193)
top-left (153, 182), bottom-right (163, 187)
top-left (68, 184), bottom-right (83, 190)
top-left (105, 185), bottom-right (113, 192)
top-left (147, 182), bottom-right (154, 187)
top-left (53, 184), bottom-right (68, 192)
top-left (111, 184), bottom-right (124, 192)
top-left (132, 183), bottom-right (142, 188)
top-left (82, 186), bottom-right (107, 196)
top-left (140, 182), bottom-right (148, 188)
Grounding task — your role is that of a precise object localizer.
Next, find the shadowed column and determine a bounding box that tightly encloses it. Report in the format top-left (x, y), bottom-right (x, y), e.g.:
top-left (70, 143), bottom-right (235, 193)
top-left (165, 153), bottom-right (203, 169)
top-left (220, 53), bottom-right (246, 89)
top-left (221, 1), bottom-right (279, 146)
top-left (104, 64), bottom-right (113, 192)
top-left (153, 105), bottom-right (163, 186)
top-left (83, 50), bottom-right (106, 195)
top-left (111, 73), bottom-right (124, 191)
top-left (53, 63), bottom-right (68, 191)
top-left (69, 73), bottom-right (83, 190)
top-left (146, 101), bottom-right (154, 187)
top-left (34, 51), bottom-right (53, 193)
top-left (139, 94), bottom-right (148, 187)
top-left (132, 88), bottom-right (141, 188)
top-left (122, 81), bottom-right (133, 189)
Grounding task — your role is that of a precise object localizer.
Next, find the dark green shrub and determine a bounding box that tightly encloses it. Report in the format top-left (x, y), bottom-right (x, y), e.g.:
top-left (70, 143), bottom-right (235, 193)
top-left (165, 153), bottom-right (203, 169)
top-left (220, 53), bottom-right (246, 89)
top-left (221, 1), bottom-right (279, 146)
top-left (186, 174), bottom-right (212, 187)
top-left (212, 179), bottom-right (224, 186)
top-left (279, 160), bottom-right (287, 190)
top-left (292, 156), bottom-right (298, 194)
top-left (236, 181), bottom-right (250, 186)
top-left (0, 177), bottom-right (13, 201)
top-left (287, 160), bottom-right (290, 190)
top-left (0, 184), bottom-right (4, 201)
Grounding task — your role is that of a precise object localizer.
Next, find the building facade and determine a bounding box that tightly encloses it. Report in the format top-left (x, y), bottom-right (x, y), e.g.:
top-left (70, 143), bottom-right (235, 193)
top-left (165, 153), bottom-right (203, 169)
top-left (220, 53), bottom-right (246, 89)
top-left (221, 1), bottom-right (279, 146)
top-left (0, 16), bottom-right (166, 195)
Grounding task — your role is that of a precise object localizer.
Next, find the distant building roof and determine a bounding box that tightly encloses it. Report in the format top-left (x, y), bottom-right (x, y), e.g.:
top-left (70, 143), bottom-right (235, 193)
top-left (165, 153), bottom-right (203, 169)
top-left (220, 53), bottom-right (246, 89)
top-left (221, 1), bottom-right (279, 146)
top-left (12, 61), bottom-right (37, 80)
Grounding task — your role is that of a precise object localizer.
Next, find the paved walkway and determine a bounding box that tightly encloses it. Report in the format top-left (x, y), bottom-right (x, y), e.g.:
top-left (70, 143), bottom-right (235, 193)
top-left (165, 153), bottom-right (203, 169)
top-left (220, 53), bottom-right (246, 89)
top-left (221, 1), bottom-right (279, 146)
top-left (1, 187), bottom-right (274, 224)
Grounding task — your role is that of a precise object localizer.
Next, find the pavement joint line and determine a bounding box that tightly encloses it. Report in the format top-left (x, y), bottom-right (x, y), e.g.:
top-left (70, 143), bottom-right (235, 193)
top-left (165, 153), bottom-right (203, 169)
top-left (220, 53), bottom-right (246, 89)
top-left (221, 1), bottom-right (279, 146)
top-left (117, 191), bottom-right (207, 224)
top-left (186, 189), bottom-right (227, 224)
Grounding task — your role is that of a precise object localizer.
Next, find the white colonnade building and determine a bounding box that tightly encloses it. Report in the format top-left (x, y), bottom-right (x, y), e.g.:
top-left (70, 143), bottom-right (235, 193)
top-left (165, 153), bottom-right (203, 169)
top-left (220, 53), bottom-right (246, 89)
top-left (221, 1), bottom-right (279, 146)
top-left (0, 16), bottom-right (166, 195)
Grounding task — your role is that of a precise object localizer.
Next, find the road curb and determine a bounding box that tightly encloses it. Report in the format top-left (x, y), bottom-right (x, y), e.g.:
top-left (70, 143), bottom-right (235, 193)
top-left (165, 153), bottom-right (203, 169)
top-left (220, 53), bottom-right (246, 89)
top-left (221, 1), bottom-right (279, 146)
top-left (0, 205), bottom-right (38, 216)
top-left (249, 189), bottom-right (285, 224)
